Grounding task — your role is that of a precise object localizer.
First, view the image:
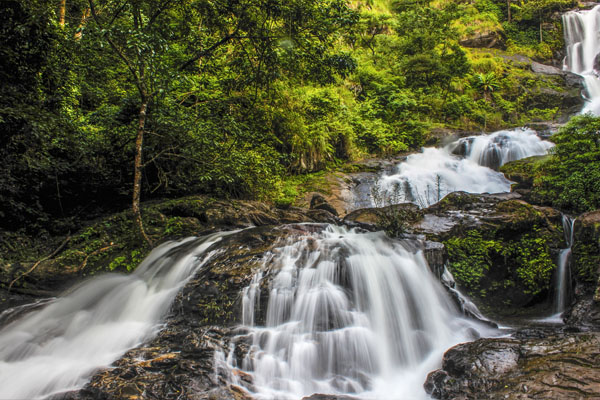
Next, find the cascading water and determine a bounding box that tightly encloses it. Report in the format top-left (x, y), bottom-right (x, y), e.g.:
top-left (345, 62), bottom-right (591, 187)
top-left (563, 5), bottom-right (600, 114)
top-left (375, 129), bottom-right (553, 208)
top-left (554, 215), bottom-right (575, 315)
top-left (218, 225), bottom-right (492, 399)
top-left (0, 232), bottom-right (230, 399)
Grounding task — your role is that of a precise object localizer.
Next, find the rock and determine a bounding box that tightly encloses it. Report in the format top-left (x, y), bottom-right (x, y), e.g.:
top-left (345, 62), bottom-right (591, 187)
top-left (459, 31), bottom-right (504, 49)
top-left (424, 333), bottom-right (600, 399)
top-left (423, 240), bottom-right (447, 277)
top-left (412, 192), bottom-right (565, 317)
top-left (343, 203), bottom-right (420, 232)
top-left (310, 193), bottom-right (339, 216)
top-left (531, 61), bottom-right (563, 75)
top-left (565, 297), bottom-right (600, 330)
top-left (302, 395), bottom-right (359, 400)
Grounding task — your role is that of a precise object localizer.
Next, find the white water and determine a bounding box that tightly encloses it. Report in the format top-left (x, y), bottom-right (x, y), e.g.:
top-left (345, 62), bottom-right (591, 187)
top-left (375, 129), bottom-right (553, 208)
top-left (554, 215), bottom-right (575, 315)
top-left (0, 232), bottom-right (229, 399)
top-left (563, 5), bottom-right (600, 114)
top-left (218, 225), bottom-right (492, 399)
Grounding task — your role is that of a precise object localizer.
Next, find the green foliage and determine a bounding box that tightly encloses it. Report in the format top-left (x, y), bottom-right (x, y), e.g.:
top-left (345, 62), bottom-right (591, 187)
top-left (0, 0), bottom-right (585, 233)
top-left (572, 243), bottom-right (600, 284)
top-left (445, 231), bottom-right (502, 297)
top-left (446, 226), bottom-right (555, 299)
top-left (533, 114), bottom-right (600, 212)
top-left (505, 233), bottom-right (555, 295)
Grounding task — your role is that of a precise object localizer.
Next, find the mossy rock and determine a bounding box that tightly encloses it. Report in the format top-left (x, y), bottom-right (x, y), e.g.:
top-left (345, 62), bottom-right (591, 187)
top-left (572, 210), bottom-right (600, 291)
top-left (418, 193), bottom-right (564, 316)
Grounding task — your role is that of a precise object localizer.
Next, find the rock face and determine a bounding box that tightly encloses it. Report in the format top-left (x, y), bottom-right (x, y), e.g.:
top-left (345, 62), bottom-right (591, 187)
top-left (425, 333), bottom-right (600, 399)
top-left (416, 192), bottom-right (563, 316)
top-left (567, 210), bottom-right (600, 329)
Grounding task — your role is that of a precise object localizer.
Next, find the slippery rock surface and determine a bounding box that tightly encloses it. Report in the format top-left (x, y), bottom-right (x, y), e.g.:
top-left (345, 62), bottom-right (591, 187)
top-left (425, 333), bottom-right (600, 399)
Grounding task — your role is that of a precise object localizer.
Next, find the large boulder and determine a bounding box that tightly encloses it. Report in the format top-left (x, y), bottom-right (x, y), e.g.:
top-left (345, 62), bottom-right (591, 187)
top-left (566, 210), bottom-right (600, 329)
top-left (425, 332), bottom-right (600, 399)
top-left (413, 192), bottom-right (564, 317)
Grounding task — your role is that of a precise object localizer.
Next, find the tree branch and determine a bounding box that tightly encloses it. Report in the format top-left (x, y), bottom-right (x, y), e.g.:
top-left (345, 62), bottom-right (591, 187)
top-left (88, 0), bottom-right (142, 88)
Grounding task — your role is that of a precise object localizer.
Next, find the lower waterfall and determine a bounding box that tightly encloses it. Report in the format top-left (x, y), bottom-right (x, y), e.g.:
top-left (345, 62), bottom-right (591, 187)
top-left (0, 232), bottom-right (230, 399)
top-left (218, 225), bottom-right (491, 399)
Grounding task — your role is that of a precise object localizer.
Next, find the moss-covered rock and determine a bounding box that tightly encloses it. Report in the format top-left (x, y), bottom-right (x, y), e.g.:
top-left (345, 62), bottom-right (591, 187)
top-left (573, 210), bottom-right (600, 288)
top-left (412, 192), bottom-right (564, 316)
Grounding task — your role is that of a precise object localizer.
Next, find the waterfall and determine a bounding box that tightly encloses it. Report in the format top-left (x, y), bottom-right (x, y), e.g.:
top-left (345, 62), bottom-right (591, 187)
top-left (554, 215), bottom-right (575, 315)
top-left (218, 225), bottom-right (492, 399)
top-left (0, 232), bottom-right (230, 399)
top-left (374, 129), bottom-right (553, 208)
top-left (563, 5), bottom-right (600, 114)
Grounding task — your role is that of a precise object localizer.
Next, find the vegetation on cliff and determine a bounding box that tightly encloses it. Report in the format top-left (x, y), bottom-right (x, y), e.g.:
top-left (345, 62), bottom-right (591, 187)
top-left (502, 114), bottom-right (600, 213)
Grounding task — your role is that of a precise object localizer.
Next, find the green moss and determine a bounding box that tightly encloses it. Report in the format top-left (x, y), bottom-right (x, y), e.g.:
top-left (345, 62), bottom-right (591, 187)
top-left (445, 231), bottom-right (502, 297)
top-left (572, 243), bottom-right (600, 284)
top-left (506, 234), bottom-right (555, 295)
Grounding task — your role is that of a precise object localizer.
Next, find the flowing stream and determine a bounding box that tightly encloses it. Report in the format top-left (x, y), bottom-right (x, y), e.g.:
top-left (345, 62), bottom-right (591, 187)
top-left (563, 5), bottom-right (600, 114)
top-left (554, 215), bottom-right (575, 315)
top-left (0, 232), bottom-right (230, 399)
top-left (371, 129), bottom-right (553, 208)
top-left (218, 225), bottom-right (491, 399)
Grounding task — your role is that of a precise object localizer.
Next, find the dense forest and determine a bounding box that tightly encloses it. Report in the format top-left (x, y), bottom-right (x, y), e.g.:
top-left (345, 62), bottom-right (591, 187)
top-left (1, 0), bottom-right (587, 236)
top-left (2, 1), bottom-right (600, 399)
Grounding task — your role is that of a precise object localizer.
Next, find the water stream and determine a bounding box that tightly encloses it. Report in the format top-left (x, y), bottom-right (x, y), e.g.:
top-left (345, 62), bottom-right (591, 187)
top-left (0, 233), bottom-right (230, 399)
top-left (563, 5), bottom-right (600, 114)
top-left (218, 225), bottom-right (492, 399)
top-left (368, 129), bottom-right (553, 208)
top-left (554, 215), bottom-right (575, 315)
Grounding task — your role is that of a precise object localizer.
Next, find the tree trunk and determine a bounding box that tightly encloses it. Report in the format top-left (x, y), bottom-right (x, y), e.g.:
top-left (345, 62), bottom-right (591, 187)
top-left (507, 0), bottom-right (511, 22)
top-left (133, 99), bottom-right (152, 246)
top-left (59, 0), bottom-right (66, 27)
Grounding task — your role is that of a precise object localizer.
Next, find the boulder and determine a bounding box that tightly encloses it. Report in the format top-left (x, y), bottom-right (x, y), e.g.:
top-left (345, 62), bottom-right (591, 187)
top-left (310, 193), bottom-right (339, 216)
top-left (425, 333), bottom-right (600, 399)
top-left (459, 31), bottom-right (504, 49)
top-left (413, 192), bottom-right (564, 317)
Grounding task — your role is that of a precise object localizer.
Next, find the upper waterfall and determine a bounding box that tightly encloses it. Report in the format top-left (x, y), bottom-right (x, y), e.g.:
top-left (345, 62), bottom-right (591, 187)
top-left (563, 5), bottom-right (600, 114)
top-left (372, 129), bottom-right (553, 208)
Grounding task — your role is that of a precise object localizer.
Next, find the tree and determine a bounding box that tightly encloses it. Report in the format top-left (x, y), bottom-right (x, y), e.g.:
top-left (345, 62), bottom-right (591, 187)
top-left (84, 0), bottom-right (356, 244)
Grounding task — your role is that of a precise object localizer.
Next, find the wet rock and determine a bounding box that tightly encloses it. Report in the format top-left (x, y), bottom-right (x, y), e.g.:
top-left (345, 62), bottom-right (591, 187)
top-left (425, 333), bottom-right (600, 399)
top-left (343, 203), bottom-right (421, 232)
top-left (565, 298), bottom-right (600, 330)
top-left (302, 395), bottom-right (360, 400)
top-left (412, 192), bottom-right (565, 317)
top-left (310, 193), bottom-right (339, 216)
